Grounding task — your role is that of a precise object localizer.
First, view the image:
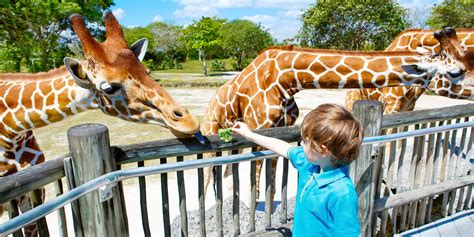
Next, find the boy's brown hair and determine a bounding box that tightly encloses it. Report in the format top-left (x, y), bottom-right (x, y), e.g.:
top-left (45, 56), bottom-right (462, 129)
top-left (300, 103), bottom-right (364, 166)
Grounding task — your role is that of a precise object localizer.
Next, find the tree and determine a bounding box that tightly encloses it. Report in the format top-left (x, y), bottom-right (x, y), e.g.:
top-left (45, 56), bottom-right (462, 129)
top-left (426, 0), bottom-right (473, 28)
top-left (0, 0), bottom-right (113, 72)
top-left (148, 22), bottom-right (186, 69)
top-left (183, 17), bottom-right (226, 75)
top-left (123, 22), bottom-right (187, 70)
top-left (123, 26), bottom-right (155, 47)
top-left (219, 19), bottom-right (274, 70)
top-left (297, 0), bottom-right (411, 50)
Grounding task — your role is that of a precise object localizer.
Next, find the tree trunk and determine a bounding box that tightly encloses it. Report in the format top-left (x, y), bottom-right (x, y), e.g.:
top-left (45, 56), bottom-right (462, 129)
top-left (202, 51), bottom-right (207, 76)
top-left (39, 49), bottom-right (49, 71)
top-left (14, 55), bottom-right (21, 72)
top-left (237, 55), bottom-right (243, 71)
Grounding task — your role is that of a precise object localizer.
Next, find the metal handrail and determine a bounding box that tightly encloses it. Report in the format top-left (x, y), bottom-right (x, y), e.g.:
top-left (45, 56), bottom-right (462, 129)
top-left (1, 121), bottom-right (473, 236)
top-left (363, 120), bottom-right (474, 145)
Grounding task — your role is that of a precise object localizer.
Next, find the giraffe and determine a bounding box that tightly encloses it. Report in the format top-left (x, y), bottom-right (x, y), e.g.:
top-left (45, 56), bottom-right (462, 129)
top-left (0, 12), bottom-right (201, 236)
top-left (201, 28), bottom-right (474, 206)
top-left (345, 28), bottom-right (474, 113)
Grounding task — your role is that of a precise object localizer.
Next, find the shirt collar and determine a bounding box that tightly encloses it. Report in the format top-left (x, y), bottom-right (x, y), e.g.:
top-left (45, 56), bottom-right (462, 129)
top-left (309, 165), bottom-right (349, 187)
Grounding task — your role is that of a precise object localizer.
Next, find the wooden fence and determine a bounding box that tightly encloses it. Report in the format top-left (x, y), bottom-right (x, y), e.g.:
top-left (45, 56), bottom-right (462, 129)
top-left (0, 102), bottom-right (473, 237)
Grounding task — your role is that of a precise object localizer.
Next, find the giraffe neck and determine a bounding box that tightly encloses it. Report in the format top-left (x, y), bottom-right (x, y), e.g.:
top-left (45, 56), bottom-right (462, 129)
top-left (247, 48), bottom-right (426, 98)
top-left (0, 66), bottom-right (98, 137)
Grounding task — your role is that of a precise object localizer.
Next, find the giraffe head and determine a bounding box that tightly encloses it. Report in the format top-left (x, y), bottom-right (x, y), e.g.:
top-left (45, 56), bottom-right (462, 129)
top-left (63, 12), bottom-right (202, 139)
top-left (402, 27), bottom-right (474, 100)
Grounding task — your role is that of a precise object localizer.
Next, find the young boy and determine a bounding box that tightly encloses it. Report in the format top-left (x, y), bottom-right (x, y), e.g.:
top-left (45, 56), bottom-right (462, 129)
top-left (232, 103), bottom-right (363, 236)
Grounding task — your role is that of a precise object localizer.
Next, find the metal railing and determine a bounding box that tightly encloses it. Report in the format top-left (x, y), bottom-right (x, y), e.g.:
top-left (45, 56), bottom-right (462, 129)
top-left (1, 121), bottom-right (473, 236)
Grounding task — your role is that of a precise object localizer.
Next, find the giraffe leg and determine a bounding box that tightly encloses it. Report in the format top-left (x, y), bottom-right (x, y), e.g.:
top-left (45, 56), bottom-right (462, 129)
top-left (254, 157), bottom-right (264, 199)
top-left (254, 156), bottom-right (278, 212)
top-left (223, 149), bottom-right (243, 178)
top-left (20, 132), bottom-right (46, 237)
top-left (18, 195), bottom-right (39, 237)
top-left (203, 152), bottom-right (217, 198)
top-left (270, 158), bottom-right (278, 210)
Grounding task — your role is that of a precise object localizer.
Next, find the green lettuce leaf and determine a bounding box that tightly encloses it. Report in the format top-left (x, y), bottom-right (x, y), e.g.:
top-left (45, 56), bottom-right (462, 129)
top-left (218, 128), bottom-right (233, 142)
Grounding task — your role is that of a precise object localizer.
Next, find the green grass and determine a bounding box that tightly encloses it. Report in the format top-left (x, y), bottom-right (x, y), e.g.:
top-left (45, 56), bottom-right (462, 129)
top-left (158, 59), bottom-right (234, 74)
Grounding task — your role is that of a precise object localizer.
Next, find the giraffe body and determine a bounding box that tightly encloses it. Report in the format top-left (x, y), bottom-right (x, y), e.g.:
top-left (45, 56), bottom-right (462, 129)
top-left (346, 28), bottom-right (474, 114)
top-left (0, 69), bottom-right (95, 175)
top-left (202, 30), bottom-right (474, 202)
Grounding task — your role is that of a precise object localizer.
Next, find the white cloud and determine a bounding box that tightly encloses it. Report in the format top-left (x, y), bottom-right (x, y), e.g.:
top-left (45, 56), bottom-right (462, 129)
top-left (112, 8), bottom-right (126, 20)
top-left (243, 15), bottom-right (278, 24)
top-left (280, 9), bottom-right (304, 19)
top-left (174, 5), bottom-right (219, 18)
top-left (175, 0), bottom-right (252, 8)
top-left (174, 0), bottom-right (311, 9)
top-left (152, 15), bottom-right (163, 22)
top-left (254, 0), bottom-right (313, 10)
top-left (242, 15), bottom-right (300, 42)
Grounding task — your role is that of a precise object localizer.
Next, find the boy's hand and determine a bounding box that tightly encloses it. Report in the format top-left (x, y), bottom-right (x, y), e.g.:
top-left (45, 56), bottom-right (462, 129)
top-left (232, 122), bottom-right (253, 138)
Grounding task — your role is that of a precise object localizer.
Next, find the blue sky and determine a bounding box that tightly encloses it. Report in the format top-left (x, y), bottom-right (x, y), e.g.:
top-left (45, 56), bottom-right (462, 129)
top-left (112, 0), bottom-right (443, 42)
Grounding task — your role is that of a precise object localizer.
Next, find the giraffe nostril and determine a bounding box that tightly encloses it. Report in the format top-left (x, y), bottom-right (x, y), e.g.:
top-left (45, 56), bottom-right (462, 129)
top-left (173, 110), bottom-right (183, 119)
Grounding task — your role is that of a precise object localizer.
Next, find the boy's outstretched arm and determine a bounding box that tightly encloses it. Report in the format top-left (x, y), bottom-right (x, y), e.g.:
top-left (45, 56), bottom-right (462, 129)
top-left (232, 122), bottom-right (292, 158)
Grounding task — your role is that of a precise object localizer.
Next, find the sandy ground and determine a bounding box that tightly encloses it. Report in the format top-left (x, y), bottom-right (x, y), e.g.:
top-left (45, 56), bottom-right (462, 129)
top-left (1, 87), bottom-right (473, 236)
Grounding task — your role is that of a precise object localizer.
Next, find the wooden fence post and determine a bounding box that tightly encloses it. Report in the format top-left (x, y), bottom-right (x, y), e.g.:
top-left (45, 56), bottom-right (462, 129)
top-left (67, 123), bottom-right (128, 237)
top-left (351, 101), bottom-right (383, 237)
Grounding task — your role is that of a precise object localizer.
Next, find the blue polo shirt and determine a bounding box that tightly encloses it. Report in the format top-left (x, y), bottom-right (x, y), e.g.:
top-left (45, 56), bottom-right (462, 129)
top-left (288, 146), bottom-right (360, 237)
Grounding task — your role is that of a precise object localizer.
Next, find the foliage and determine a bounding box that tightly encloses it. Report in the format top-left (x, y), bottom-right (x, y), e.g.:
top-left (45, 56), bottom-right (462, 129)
top-left (0, 0), bottom-right (113, 73)
top-left (211, 60), bottom-right (226, 71)
top-left (182, 17), bottom-right (226, 75)
top-left (297, 0), bottom-right (411, 50)
top-left (426, 0), bottom-right (474, 28)
top-left (123, 26), bottom-right (155, 48)
top-left (218, 19), bottom-right (274, 70)
top-left (231, 58), bottom-right (252, 71)
top-left (123, 22), bottom-right (187, 70)
top-left (218, 128), bottom-right (233, 142)
top-left (148, 22), bottom-right (186, 69)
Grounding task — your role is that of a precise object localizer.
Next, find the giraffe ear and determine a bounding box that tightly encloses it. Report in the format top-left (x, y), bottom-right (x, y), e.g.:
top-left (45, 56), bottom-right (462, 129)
top-left (402, 64), bottom-right (427, 76)
top-left (64, 57), bottom-right (94, 89)
top-left (129, 38), bottom-right (148, 62)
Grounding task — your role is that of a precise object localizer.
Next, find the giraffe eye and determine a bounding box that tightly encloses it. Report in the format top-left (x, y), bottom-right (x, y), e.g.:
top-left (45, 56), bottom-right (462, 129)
top-left (447, 70), bottom-right (463, 78)
top-left (103, 84), bottom-right (122, 95)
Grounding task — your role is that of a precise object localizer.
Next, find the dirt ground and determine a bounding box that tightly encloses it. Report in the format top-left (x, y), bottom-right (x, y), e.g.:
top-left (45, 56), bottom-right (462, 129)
top-left (2, 86), bottom-right (473, 236)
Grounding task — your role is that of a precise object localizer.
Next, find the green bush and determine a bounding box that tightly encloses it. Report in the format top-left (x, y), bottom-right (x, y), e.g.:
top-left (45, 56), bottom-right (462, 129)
top-left (231, 58), bottom-right (251, 71)
top-left (142, 59), bottom-right (159, 70)
top-left (211, 60), bottom-right (226, 71)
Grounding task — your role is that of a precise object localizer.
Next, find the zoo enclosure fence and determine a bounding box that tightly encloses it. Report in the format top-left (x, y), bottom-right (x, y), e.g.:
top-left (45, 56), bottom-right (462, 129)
top-left (0, 101), bottom-right (473, 237)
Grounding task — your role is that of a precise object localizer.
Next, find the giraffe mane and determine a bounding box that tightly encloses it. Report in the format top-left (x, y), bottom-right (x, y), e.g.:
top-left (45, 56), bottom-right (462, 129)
top-left (392, 28), bottom-right (473, 38)
top-left (260, 45), bottom-right (420, 56)
top-left (0, 65), bottom-right (70, 81)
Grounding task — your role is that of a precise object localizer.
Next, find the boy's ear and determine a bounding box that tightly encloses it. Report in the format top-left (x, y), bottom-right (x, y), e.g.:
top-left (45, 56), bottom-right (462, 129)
top-left (319, 144), bottom-right (330, 157)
